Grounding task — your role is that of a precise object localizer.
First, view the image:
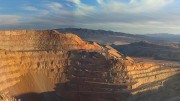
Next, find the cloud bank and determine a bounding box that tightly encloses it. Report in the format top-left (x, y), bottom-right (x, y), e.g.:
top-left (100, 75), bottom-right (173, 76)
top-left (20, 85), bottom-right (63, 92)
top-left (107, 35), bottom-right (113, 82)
top-left (0, 0), bottom-right (180, 34)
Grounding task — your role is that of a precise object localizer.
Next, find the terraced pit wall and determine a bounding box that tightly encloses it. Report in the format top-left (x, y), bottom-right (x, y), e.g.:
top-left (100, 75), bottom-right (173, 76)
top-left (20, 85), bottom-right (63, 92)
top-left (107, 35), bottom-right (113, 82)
top-left (0, 30), bottom-right (180, 101)
top-left (0, 30), bottom-right (133, 101)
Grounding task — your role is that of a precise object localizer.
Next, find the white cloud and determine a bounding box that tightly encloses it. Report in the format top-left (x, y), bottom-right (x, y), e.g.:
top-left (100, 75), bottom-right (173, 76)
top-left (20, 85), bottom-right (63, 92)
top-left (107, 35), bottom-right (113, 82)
top-left (133, 0), bottom-right (174, 12)
top-left (24, 6), bottom-right (38, 11)
top-left (97, 0), bottom-right (174, 13)
top-left (75, 4), bottom-right (95, 16)
top-left (97, 0), bottom-right (104, 4)
top-left (45, 2), bottom-right (73, 16)
top-left (0, 15), bottom-right (20, 25)
top-left (66, 0), bottom-right (95, 16)
top-left (41, 10), bottom-right (49, 15)
top-left (46, 2), bottom-right (63, 12)
top-left (67, 0), bottom-right (81, 4)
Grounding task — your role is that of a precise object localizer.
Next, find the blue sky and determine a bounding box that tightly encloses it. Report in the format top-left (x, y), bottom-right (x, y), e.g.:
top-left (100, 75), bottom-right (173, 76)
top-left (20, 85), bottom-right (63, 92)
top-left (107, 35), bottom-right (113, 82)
top-left (0, 0), bottom-right (180, 34)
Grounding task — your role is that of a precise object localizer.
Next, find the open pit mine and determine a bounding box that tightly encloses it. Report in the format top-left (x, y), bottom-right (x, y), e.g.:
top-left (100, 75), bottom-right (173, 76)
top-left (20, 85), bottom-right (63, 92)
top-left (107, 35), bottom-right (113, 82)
top-left (0, 30), bottom-right (180, 101)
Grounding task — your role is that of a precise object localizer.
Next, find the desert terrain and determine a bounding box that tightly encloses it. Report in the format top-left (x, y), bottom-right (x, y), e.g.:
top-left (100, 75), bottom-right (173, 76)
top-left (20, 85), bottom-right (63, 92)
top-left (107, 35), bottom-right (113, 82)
top-left (0, 30), bottom-right (179, 101)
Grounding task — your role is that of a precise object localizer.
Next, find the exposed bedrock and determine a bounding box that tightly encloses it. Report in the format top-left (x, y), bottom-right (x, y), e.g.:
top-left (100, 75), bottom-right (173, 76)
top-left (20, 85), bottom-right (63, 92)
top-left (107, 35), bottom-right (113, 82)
top-left (0, 30), bottom-right (179, 101)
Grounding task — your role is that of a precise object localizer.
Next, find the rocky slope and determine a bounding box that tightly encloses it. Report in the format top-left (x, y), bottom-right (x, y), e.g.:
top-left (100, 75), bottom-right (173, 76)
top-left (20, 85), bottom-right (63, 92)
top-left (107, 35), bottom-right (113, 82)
top-left (127, 60), bottom-right (180, 101)
top-left (57, 28), bottom-right (162, 44)
top-left (0, 30), bottom-right (179, 101)
top-left (112, 41), bottom-right (180, 62)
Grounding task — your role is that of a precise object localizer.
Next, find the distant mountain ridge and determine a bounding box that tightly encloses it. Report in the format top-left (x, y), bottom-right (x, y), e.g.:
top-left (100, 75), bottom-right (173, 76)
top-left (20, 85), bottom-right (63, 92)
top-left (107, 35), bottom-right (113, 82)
top-left (111, 41), bottom-right (180, 62)
top-left (145, 33), bottom-right (180, 43)
top-left (56, 28), bottom-right (164, 44)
